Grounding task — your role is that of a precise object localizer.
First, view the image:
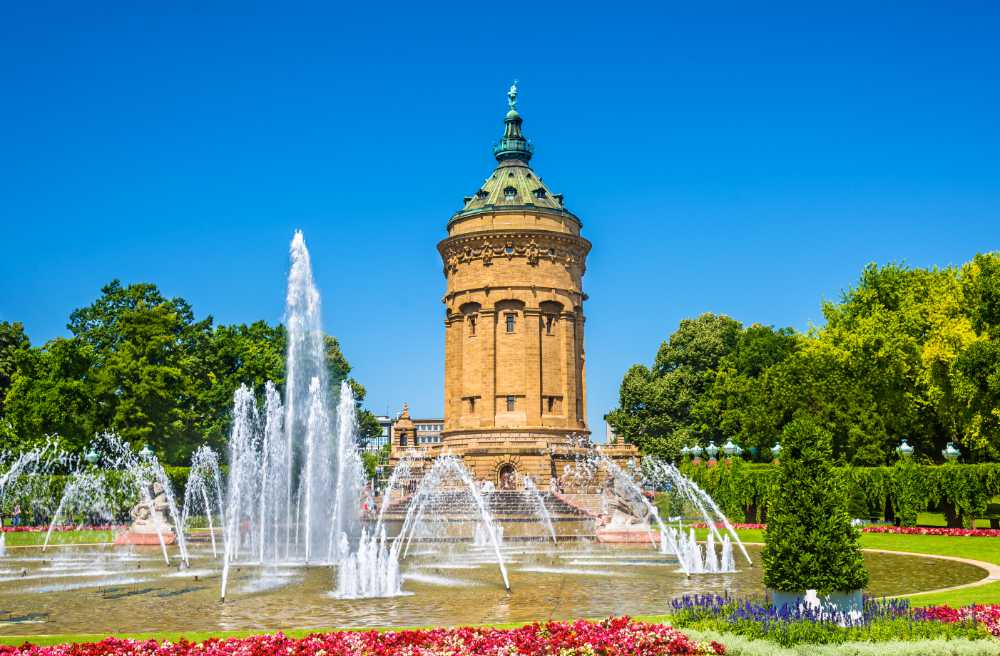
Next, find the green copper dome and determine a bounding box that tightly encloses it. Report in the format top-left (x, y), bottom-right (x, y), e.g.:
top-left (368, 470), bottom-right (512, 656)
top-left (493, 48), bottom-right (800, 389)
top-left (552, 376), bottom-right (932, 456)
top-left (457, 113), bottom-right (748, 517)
top-left (454, 83), bottom-right (576, 221)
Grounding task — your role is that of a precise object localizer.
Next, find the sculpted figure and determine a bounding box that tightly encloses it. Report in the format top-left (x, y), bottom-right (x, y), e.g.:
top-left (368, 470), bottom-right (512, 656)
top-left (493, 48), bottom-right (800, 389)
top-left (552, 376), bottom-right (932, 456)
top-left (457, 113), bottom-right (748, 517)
top-left (599, 474), bottom-right (649, 528)
top-left (128, 481), bottom-right (174, 535)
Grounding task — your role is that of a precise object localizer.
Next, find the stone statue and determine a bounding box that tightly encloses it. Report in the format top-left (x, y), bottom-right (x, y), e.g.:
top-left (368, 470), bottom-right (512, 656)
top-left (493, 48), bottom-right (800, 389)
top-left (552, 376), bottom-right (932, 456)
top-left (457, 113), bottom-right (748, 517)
top-left (507, 80), bottom-right (518, 110)
top-left (127, 481), bottom-right (174, 535)
top-left (599, 475), bottom-right (649, 529)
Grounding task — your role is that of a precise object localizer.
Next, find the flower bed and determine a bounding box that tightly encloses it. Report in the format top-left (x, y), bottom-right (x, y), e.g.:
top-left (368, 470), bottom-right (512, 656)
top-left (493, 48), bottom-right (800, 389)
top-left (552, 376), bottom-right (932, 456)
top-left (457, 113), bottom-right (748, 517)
top-left (917, 605), bottom-right (1000, 637)
top-left (695, 523), bottom-right (1000, 537)
top-left (1, 525), bottom-right (116, 533)
top-left (666, 595), bottom-right (995, 647)
top-left (0, 618), bottom-right (725, 656)
top-left (863, 526), bottom-right (1000, 538)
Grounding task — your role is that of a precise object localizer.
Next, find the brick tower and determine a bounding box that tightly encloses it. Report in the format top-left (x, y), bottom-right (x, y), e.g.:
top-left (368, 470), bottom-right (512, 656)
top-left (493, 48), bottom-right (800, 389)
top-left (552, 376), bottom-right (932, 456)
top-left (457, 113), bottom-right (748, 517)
top-left (437, 83), bottom-right (592, 488)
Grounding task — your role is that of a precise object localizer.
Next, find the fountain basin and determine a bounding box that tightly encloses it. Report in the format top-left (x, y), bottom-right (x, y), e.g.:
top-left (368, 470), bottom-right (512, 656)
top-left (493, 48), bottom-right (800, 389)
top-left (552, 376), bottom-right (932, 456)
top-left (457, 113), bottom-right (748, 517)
top-left (596, 526), bottom-right (661, 544)
top-left (0, 543), bottom-right (985, 636)
top-left (114, 531), bottom-right (177, 546)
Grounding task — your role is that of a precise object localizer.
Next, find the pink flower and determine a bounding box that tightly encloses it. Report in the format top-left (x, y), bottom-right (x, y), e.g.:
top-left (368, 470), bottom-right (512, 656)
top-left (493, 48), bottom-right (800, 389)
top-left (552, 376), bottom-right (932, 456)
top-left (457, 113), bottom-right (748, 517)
top-left (918, 605), bottom-right (1000, 637)
top-left (0, 619), bottom-right (721, 656)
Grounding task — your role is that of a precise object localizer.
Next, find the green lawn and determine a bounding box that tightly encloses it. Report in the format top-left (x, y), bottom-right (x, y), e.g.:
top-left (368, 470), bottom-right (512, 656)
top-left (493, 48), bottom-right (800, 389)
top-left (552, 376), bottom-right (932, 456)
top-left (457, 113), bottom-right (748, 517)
top-left (917, 512), bottom-right (996, 529)
top-left (2, 530), bottom-right (113, 547)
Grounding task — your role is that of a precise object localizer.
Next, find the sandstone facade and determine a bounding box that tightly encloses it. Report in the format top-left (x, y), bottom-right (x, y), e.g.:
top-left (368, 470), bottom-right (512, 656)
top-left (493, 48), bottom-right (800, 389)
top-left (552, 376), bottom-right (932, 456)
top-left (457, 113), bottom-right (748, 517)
top-left (389, 85), bottom-right (636, 488)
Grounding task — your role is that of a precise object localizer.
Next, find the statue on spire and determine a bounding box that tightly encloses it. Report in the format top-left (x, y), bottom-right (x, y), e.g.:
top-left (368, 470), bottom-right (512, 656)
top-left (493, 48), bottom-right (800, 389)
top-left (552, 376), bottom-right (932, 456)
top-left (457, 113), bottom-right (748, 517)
top-left (507, 80), bottom-right (518, 110)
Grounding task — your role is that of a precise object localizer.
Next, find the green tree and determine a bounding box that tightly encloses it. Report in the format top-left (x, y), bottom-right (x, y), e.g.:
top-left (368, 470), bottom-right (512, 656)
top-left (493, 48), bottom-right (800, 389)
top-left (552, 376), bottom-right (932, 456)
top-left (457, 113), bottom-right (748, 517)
top-left (607, 313), bottom-right (741, 458)
top-left (950, 253), bottom-right (1000, 460)
top-left (197, 321), bottom-right (286, 450)
top-left (4, 337), bottom-right (98, 450)
top-left (700, 324), bottom-right (799, 455)
top-left (821, 264), bottom-right (939, 459)
top-left (762, 417), bottom-right (869, 594)
top-left (0, 321), bottom-right (30, 416)
top-left (3, 280), bottom-right (381, 464)
top-left (961, 252), bottom-right (1000, 338)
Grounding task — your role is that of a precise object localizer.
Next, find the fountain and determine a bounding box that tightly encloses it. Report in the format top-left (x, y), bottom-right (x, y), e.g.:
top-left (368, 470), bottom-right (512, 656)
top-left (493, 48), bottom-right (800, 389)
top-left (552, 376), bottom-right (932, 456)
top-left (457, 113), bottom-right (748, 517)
top-left (390, 455), bottom-right (510, 590)
top-left (594, 455), bottom-right (669, 546)
top-left (180, 445), bottom-right (225, 557)
top-left (672, 528), bottom-right (736, 574)
top-left (218, 231), bottom-right (368, 601)
top-left (39, 433), bottom-right (190, 566)
top-left (472, 521), bottom-right (505, 547)
top-left (332, 528), bottom-right (402, 598)
top-left (0, 439), bottom-right (69, 548)
top-left (0, 228), bottom-right (978, 633)
top-left (641, 457), bottom-right (752, 567)
top-left (522, 475), bottom-right (557, 544)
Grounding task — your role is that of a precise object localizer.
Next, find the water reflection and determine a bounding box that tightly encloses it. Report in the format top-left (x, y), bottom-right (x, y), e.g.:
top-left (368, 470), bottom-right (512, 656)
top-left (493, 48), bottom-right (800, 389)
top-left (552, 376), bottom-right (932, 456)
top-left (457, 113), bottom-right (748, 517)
top-left (0, 542), bottom-right (985, 635)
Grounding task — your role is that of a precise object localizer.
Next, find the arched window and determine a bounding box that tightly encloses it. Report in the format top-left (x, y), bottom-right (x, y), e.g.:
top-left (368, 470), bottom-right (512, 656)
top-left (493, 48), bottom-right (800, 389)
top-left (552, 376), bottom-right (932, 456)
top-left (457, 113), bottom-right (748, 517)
top-left (503, 186), bottom-right (517, 201)
top-left (498, 463), bottom-right (517, 490)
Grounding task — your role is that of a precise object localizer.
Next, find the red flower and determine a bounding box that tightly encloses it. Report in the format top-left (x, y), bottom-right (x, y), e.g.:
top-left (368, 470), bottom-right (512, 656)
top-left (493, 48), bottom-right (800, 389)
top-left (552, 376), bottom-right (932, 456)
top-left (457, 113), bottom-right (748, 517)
top-left (917, 604), bottom-right (1000, 637)
top-left (0, 619), bottom-right (720, 656)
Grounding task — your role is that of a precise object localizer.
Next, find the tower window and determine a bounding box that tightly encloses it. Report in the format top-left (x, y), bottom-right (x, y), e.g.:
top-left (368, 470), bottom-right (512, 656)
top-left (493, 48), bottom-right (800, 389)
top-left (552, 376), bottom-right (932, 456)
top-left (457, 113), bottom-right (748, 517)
top-left (544, 315), bottom-right (555, 335)
top-left (476, 189), bottom-right (488, 199)
top-left (546, 396), bottom-right (558, 413)
top-left (505, 313), bottom-right (516, 333)
top-left (468, 315), bottom-right (477, 336)
top-left (506, 395), bottom-right (516, 412)
top-left (503, 186), bottom-right (517, 201)
top-left (534, 188), bottom-right (546, 199)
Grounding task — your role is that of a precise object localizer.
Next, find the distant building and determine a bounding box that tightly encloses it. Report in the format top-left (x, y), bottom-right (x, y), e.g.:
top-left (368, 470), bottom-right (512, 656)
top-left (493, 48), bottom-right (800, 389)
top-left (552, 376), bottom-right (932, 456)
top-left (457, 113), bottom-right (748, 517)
top-left (367, 408), bottom-right (442, 453)
top-left (413, 418), bottom-right (444, 446)
top-left (368, 415), bottom-right (393, 453)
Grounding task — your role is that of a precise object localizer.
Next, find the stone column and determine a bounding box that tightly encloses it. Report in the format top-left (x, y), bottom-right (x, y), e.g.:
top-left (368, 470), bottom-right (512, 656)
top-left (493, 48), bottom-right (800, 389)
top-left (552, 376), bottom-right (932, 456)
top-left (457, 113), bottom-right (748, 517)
top-left (443, 314), bottom-right (458, 431)
top-left (561, 310), bottom-right (577, 429)
top-left (577, 311), bottom-right (587, 428)
top-left (524, 307), bottom-right (542, 426)
top-left (481, 308), bottom-right (497, 427)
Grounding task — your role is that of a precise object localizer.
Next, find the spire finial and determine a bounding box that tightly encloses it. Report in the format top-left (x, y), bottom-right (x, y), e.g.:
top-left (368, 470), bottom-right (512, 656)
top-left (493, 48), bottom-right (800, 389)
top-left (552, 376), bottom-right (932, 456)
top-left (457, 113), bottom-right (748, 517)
top-left (494, 81), bottom-right (533, 162)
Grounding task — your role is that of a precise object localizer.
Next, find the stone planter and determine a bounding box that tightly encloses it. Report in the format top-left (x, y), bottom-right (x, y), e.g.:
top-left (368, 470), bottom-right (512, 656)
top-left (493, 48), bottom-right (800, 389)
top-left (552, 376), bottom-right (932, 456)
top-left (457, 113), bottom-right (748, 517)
top-left (769, 588), bottom-right (864, 613)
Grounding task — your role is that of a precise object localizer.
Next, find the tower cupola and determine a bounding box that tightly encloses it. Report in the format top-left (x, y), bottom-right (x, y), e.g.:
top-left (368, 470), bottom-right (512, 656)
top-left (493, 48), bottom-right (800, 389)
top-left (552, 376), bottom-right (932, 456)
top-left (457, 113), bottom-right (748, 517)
top-left (492, 81), bottom-right (534, 163)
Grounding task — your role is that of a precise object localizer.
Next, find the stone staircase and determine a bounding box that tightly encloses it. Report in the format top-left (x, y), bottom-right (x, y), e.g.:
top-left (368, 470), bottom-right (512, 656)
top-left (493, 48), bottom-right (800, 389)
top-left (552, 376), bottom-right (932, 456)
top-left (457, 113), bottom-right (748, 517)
top-left (382, 490), bottom-right (591, 519)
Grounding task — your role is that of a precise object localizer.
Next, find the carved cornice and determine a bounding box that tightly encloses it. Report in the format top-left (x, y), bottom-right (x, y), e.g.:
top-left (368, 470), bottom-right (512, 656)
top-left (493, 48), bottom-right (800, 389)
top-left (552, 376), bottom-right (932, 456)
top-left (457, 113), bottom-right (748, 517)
top-left (442, 285), bottom-right (585, 311)
top-left (438, 230), bottom-right (590, 277)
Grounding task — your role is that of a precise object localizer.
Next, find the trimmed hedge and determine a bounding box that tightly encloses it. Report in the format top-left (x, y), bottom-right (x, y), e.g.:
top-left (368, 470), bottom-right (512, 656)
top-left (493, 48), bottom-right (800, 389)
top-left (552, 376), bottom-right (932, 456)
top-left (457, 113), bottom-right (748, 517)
top-left (679, 460), bottom-right (1000, 528)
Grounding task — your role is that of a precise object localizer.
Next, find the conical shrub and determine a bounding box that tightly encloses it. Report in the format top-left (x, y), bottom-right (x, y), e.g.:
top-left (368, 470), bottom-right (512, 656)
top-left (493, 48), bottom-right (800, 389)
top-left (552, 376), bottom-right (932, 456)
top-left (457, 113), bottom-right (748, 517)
top-left (762, 416), bottom-right (869, 593)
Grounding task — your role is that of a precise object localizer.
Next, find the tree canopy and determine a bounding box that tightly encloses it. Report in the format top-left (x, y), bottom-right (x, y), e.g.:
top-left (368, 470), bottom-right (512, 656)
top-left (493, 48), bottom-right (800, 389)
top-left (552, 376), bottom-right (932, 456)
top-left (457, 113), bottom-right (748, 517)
top-left (1, 281), bottom-right (382, 463)
top-left (608, 252), bottom-right (1000, 464)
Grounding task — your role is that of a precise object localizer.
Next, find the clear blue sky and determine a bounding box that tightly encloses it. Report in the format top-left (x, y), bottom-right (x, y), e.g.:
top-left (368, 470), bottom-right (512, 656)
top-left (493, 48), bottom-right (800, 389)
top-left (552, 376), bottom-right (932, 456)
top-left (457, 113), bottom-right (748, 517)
top-left (2, 2), bottom-right (998, 439)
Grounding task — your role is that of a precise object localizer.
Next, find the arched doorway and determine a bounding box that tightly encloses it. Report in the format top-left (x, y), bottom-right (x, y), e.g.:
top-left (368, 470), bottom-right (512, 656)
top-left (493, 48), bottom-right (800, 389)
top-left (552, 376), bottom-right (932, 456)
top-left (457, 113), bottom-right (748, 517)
top-left (498, 463), bottom-right (517, 490)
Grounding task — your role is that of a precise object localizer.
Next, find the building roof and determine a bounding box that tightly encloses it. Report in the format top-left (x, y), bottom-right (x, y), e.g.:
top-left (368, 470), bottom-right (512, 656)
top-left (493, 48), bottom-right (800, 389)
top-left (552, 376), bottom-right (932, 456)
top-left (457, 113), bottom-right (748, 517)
top-left (453, 83), bottom-right (576, 221)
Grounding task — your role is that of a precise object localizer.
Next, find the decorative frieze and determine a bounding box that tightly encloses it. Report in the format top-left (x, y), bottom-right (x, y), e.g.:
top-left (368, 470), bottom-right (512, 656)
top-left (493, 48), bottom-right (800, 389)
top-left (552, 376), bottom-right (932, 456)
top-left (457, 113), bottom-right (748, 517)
top-left (440, 231), bottom-right (589, 276)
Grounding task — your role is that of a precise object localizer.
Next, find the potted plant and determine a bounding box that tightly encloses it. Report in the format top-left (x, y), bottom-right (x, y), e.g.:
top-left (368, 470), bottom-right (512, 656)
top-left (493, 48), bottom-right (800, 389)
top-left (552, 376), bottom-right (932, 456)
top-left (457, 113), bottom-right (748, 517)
top-left (762, 417), bottom-right (869, 611)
